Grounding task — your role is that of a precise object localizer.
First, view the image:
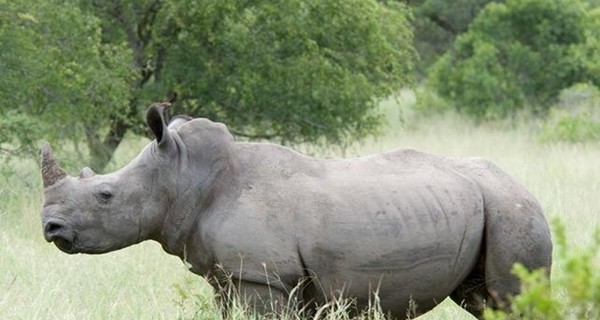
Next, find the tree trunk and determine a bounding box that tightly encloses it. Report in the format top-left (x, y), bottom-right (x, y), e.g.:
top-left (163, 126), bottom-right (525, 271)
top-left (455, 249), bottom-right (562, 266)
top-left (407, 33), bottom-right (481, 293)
top-left (85, 87), bottom-right (142, 172)
top-left (83, 0), bottom-right (171, 171)
top-left (86, 112), bottom-right (132, 172)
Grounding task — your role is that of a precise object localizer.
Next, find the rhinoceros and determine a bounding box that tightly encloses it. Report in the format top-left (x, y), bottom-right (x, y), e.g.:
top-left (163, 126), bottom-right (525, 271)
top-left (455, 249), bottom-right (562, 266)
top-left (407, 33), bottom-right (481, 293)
top-left (40, 103), bottom-right (552, 319)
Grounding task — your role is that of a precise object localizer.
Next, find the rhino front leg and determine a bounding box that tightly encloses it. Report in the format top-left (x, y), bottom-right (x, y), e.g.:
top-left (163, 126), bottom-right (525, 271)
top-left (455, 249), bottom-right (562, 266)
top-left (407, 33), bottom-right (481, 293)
top-left (216, 279), bottom-right (289, 317)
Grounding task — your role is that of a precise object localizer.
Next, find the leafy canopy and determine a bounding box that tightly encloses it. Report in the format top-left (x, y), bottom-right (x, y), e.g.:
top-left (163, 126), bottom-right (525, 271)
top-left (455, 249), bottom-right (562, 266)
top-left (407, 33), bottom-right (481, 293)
top-left (403, 0), bottom-right (502, 75)
top-left (0, 0), bottom-right (415, 170)
top-left (159, 0), bottom-right (415, 145)
top-left (0, 0), bottom-right (132, 159)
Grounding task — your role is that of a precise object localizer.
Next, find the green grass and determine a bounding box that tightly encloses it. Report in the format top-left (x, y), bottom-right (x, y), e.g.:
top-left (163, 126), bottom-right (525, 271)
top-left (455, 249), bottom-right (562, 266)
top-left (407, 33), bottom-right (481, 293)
top-left (1, 93), bottom-right (599, 319)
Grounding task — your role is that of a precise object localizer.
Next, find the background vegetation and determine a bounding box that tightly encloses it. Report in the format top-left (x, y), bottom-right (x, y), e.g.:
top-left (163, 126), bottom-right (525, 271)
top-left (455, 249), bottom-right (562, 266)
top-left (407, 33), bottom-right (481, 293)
top-left (428, 0), bottom-right (600, 119)
top-left (1, 0), bottom-right (414, 171)
top-left (1, 0), bottom-right (600, 319)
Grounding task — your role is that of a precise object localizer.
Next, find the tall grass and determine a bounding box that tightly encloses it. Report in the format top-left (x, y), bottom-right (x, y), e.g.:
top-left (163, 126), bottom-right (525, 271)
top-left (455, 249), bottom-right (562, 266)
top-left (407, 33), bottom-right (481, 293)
top-left (1, 94), bottom-right (598, 319)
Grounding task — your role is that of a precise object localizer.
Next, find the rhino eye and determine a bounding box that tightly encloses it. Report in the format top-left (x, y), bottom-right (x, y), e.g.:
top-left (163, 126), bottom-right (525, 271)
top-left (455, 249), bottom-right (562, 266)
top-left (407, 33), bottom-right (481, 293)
top-left (99, 190), bottom-right (113, 201)
top-left (94, 185), bottom-right (114, 204)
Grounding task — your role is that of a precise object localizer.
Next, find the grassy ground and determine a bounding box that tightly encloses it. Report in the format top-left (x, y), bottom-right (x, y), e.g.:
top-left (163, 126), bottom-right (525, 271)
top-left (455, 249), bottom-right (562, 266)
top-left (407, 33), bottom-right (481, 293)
top-left (1, 94), bottom-right (598, 319)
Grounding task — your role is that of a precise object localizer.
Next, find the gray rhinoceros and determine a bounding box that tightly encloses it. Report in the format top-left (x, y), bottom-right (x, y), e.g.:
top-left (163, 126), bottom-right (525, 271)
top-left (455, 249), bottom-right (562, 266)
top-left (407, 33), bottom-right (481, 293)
top-left (40, 103), bottom-right (552, 319)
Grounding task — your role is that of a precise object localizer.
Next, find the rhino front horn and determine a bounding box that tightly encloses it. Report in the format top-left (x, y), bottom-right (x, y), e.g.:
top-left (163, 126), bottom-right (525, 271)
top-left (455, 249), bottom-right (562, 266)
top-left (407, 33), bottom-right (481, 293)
top-left (41, 142), bottom-right (67, 187)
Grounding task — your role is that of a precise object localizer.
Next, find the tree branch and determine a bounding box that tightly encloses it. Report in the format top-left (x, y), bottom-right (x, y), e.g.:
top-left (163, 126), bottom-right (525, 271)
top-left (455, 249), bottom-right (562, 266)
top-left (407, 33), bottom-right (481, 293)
top-left (425, 12), bottom-right (458, 35)
top-left (228, 129), bottom-right (277, 140)
top-left (153, 19), bottom-right (181, 82)
top-left (138, 0), bottom-right (163, 44)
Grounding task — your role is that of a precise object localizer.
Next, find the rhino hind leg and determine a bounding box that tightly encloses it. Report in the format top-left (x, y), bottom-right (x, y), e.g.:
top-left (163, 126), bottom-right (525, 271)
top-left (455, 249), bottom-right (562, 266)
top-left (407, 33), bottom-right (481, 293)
top-left (481, 199), bottom-right (552, 309)
top-left (451, 201), bottom-right (552, 319)
top-left (450, 243), bottom-right (492, 319)
top-left (450, 206), bottom-right (552, 319)
top-left (450, 159), bottom-right (553, 318)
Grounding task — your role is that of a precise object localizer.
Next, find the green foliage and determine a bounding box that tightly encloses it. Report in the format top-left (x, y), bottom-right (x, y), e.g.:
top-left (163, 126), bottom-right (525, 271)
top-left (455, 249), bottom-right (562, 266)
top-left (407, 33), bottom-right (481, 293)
top-left (428, 0), bottom-right (599, 119)
top-left (0, 0), bottom-right (134, 162)
top-left (540, 84), bottom-right (600, 142)
top-left (540, 112), bottom-right (600, 143)
top-left (578, 7), bottom-right (600, 87)
top-left (413, 85), bottom-right (454, 115)
top-left (173, 278), bottom-right (220, 320)
top-left (0, 0), bottom-right (132, 121)
top-left (160, 0), bottom-right (415, 146)
top-left (408, 0), bottom-right (502, 76)
top-left (0, 111), bottom-right (44, 157)
top-left (0, 0), bottom-right (415, 170)
top-left (484, 219), bottom-right (600, 320)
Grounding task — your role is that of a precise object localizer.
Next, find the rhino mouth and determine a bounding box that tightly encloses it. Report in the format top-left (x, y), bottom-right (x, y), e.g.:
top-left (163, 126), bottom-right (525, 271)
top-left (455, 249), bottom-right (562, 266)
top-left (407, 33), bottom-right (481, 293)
top-left (52, 237), bottom-right (75, 253)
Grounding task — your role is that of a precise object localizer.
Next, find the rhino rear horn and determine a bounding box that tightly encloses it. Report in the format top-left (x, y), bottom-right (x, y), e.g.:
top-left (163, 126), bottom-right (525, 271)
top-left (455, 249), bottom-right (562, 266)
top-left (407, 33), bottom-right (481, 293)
top-left (41, 142), bottom-right (67, 187)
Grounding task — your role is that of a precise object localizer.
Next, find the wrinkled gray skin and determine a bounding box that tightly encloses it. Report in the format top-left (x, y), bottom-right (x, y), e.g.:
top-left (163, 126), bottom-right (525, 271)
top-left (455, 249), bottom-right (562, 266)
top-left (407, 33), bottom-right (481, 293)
top-left (41, 104), bottom-right (552, 319)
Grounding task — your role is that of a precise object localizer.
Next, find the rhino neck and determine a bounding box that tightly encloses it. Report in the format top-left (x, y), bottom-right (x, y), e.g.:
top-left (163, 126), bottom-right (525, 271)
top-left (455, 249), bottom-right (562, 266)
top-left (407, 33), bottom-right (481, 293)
top-left (156, 142), bottom-right (239, 260)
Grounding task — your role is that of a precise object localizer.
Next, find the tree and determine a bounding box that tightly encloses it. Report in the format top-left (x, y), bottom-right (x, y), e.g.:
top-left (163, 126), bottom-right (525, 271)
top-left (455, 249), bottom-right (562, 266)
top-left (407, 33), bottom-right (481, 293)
top-left (382, 0), bottom-right (503, 76)
top-left (0, 0), bottom-right (133, 166)
top-left (160, 0), bottom-right (415, 143)
top-left (428, 0), bottom-right (599, 119)
top-left (412, 0), bottom-right (502, 75)
top-left (0, 0), bottom-right (415, 171)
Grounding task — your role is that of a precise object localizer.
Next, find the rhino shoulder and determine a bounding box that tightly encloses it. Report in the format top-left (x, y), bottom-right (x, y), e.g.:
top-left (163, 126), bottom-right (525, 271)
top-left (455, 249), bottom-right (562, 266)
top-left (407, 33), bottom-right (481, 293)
top-left (177, 118), bottom-right (234, 147)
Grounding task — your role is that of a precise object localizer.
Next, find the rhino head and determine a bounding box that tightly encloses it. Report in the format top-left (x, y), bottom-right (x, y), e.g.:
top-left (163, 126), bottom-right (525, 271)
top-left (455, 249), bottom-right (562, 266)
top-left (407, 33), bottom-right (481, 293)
top-left (40, 103), bottom-right (233, 255)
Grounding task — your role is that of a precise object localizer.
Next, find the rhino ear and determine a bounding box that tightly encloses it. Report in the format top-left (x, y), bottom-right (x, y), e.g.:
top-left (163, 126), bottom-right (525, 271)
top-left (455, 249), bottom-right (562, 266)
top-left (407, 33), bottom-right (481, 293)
top-left (146, 103), bottom-right (176, 153)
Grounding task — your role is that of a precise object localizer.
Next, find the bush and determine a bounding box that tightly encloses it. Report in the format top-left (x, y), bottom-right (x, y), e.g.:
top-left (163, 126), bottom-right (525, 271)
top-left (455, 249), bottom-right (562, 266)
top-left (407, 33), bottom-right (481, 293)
top-left (484, 219), bottom-right (600, 319)
top-left (428, 0), bottom-right (599, 119)
top-left (539, 84), bottom-right (600, 142)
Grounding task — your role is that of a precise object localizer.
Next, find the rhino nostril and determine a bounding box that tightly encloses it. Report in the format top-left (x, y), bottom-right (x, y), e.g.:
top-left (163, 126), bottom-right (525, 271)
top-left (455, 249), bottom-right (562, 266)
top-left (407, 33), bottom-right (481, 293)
top-left (45, 222), bottom-right (63, 234)
top-left (43, 219), bottom-right (74, 252)
top-left (43, 219), bottom-right (70, 241)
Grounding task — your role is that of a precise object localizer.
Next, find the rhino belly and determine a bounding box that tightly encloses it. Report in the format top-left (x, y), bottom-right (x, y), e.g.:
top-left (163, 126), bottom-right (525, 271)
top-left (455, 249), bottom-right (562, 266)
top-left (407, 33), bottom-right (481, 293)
top-left (306, 227), bottom-right (483, 315)
top-left (299, 176), bottom-right (485, 315)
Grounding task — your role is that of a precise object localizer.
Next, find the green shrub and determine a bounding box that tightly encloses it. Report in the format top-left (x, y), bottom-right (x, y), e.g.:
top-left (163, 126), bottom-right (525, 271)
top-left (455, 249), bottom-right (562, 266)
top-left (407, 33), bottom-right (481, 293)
top-left (539, 84), bottom-right (600, 142)
top-left (173, 278), bottom-right (221, 320)
top-left (539, 111), bottom-right (600, 143)
top-left (428, 0), bottom-right (599, 119)
top-left (484, 219), bottom-right (600, 320)
top-left (414, 85), bottom-right (454, 115)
